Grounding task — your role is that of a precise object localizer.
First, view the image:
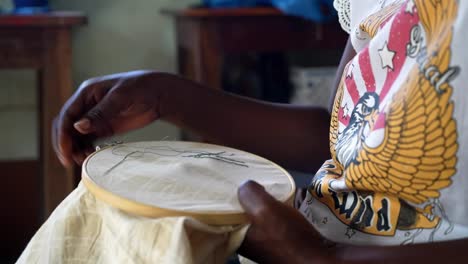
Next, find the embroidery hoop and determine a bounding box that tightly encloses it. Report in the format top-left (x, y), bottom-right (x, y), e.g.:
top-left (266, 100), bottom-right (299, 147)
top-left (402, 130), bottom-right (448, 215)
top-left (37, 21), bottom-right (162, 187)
top-left (82, 141), bottom-right (296, 225)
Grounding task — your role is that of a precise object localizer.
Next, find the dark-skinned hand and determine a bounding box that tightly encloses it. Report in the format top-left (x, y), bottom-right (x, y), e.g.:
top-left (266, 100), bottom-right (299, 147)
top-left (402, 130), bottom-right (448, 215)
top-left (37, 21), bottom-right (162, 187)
top-left (53, 70), bottom-right (168, 167)
top-left (237, 181), bottom-right (333, 264)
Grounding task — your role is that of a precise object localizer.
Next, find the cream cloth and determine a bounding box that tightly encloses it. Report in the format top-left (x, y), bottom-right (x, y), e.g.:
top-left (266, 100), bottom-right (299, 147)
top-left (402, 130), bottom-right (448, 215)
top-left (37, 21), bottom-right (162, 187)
top-left (17, 183), bottom-right (248, 264)
top-left (83, 141), bottom-right (294, 222)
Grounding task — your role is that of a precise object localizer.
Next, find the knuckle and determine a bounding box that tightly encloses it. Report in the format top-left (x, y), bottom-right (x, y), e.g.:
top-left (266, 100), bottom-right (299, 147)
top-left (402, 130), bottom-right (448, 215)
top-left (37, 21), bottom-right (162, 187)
top-left (82, 77), bottom-right (98, 87)
top-left (78, 77), bottom-right (102, 93)
top-left (78, 80), bottom-right (92, 91)
top-left (87, 108), bottom-right (105, 122)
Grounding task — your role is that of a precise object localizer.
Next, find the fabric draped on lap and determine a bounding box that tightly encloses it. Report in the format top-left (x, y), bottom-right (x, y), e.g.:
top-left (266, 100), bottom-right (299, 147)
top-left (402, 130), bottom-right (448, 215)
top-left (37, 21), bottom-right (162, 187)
top-left (17, 183), bottom-right (248, 264)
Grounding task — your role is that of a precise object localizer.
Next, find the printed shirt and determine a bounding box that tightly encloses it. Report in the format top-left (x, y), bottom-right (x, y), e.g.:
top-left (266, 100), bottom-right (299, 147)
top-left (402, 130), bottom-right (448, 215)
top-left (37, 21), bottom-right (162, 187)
top-left (299, 0), bottom-right (468, 245)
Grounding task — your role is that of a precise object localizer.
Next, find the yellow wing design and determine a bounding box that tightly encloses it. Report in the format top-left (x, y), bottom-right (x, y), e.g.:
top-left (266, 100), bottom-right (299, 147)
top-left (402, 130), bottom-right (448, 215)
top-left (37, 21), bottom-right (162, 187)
top-left (330, 74), bottom-right (345, 169)
top-left (344, 0), bottom-right (459, 204)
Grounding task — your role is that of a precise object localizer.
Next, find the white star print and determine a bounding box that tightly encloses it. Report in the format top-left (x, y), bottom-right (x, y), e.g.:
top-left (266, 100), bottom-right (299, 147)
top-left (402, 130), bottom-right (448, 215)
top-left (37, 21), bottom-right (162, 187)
top-left (405, 0), bottom-right (415, 15)
top-left (342, 103), bottom-right (350, 119)
top-left (378, 41), bottom-right (396, 70)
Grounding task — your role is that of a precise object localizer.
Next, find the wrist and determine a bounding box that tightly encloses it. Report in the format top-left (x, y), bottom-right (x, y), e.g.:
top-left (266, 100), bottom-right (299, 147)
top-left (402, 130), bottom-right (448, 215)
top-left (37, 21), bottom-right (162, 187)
top-left (141, 71), bottom-right (189, 123)
top-left (156, 73), bottom-right (211, 127)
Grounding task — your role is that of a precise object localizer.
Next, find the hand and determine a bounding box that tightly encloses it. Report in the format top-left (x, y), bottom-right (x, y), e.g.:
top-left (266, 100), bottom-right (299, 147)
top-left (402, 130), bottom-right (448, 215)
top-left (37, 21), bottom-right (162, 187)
top-left (237, 181), bottom-right (331, 264)
top-left (53, 70), bottom-right (171, 167)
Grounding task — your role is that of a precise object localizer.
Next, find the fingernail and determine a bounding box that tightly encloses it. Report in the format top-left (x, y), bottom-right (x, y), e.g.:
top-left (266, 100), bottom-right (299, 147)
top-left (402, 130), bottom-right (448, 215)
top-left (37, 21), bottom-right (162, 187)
top-left (238, 181), bottom-right (265, 198)
top-left (74, 119), bottom-right (91, 132)
top-left (240, 180), bottom-right (264, 190)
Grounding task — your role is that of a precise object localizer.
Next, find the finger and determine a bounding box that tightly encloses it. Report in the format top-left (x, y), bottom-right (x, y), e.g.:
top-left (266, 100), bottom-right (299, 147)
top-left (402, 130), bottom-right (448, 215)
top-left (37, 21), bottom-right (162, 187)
top-left (73, 118), bottom-right (92, 134)
top-left (71, 133), bottom-right (95, 165)
top-left (238, 180), bottom-right (280, 220)
top-left (72, 82), bottom-right (113, 135)
top-left (57, 100), bottom-right (84, 167)
top-left (237, 224), bottom-right (263, 259)
top-left (52, 117), bottom-right (68, 166)
top-left (72, 151), bottom-right (87, 165)
top-left (57, 78), bottom-right (116, 166)
top-left (74, 89), bottom-right (127, 138)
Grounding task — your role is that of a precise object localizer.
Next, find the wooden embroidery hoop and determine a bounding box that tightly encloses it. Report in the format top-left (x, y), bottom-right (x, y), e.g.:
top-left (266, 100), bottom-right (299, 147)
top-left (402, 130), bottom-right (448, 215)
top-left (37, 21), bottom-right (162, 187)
top-left (82, 141), bottom-right (296, 225)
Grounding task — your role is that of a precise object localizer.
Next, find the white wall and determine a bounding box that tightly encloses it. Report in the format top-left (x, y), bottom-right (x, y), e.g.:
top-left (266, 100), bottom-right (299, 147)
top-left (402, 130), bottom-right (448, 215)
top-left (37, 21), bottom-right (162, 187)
top-left (0, 0), bottom-right (196, 159)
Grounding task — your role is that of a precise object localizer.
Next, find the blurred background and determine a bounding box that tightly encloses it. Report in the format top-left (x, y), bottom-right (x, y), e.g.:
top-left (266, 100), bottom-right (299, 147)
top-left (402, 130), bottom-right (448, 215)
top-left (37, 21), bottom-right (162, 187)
top-left (0, 0), bottom-right (193, 161)
top-left (0, 0), bottom-right (346, 262)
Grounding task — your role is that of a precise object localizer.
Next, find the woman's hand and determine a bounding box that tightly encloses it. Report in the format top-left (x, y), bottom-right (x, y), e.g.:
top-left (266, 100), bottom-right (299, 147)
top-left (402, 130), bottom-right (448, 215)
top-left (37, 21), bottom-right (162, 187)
top-left (237, 181), bottom-right (332, 264)
top-left (53, 68), bottom-right (333, 173)
top-left (53, 70), bottom-right (173, 167)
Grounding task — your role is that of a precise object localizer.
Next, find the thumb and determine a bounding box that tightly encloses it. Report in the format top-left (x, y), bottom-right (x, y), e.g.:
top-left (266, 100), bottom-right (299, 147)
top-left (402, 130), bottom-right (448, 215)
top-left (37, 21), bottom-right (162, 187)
top-left (74, 93), bottom-right (124, 137)
top-left (238, 180), bottom-right (278, 219)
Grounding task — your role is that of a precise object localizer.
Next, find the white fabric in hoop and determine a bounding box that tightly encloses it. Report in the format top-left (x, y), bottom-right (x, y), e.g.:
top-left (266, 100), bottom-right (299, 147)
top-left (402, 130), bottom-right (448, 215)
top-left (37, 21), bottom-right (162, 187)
top-left (83, 141), bottom-right (295, 223)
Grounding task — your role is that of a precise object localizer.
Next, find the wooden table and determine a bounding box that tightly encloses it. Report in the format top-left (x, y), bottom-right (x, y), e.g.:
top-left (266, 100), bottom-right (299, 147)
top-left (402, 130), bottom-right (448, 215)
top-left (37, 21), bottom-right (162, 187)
top-left (163, 7), bottom-right (348, 90)
top-left (0, 12), bottom-right (86, 260)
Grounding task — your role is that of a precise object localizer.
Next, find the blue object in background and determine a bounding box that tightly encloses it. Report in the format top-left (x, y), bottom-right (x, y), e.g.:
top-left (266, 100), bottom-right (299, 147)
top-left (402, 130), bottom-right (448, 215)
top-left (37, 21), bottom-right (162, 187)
top-left (203, 0), bottom-right (269, 7)
top-left (272, 0), bottom-right (336, 22)
top-left (14, 0), bottom-right (49, 14)
top-left (202, 0), bottom-right (336, 22)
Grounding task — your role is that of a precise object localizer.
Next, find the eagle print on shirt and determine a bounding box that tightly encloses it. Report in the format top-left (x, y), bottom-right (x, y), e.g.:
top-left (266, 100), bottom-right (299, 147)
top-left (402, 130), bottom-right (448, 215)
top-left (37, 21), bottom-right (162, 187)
top-left (308, 0), bottom-right (460, 238)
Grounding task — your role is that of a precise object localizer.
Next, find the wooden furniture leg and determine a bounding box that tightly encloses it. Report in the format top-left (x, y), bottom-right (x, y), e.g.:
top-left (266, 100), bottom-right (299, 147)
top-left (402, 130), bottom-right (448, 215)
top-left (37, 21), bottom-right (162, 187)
top-left (39, 28), bottom-right (75, 216)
